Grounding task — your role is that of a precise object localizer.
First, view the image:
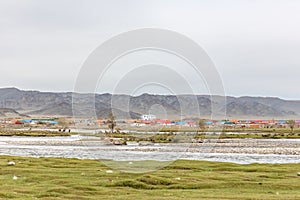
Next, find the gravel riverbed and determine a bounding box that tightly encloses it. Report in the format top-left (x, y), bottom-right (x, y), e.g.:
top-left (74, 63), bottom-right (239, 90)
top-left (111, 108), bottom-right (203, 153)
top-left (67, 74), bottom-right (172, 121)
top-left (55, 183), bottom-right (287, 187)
top-left (1, 136), bottom-right (300, 163)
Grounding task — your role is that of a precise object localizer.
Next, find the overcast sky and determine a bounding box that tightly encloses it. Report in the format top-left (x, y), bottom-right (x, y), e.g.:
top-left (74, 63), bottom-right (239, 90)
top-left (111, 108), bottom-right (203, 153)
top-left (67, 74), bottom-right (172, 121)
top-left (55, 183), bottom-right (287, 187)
top-left (0, 0), bottom-right (300, 99)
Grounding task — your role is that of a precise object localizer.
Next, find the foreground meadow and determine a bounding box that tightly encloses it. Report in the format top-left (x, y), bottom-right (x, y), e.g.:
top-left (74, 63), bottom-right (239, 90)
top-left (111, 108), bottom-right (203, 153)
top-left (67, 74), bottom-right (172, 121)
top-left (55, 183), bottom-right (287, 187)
top-left (0, 156), bottom-right (300, 200)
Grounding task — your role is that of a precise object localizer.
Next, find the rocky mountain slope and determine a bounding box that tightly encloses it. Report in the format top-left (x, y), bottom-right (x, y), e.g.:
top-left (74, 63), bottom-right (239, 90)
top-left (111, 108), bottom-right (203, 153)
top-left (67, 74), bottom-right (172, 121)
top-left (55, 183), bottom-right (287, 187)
top-left (0, 108), bottom-right (28, 118)
top-left (0, 87), bottom-right (299, 119)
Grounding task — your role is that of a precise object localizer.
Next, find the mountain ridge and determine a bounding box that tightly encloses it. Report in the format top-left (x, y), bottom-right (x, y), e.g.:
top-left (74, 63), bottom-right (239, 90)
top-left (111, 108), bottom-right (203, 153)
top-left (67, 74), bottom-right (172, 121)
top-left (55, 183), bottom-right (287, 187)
top-left (0, 88), bottom-right (299, 119)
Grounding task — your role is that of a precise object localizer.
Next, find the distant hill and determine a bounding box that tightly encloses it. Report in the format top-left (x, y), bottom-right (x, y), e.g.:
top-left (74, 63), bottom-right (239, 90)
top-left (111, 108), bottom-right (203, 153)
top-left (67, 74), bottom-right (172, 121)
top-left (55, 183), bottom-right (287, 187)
top-left (0, 108), bottom-right (28, 118)
top-left (0, 87), bottom-right (299, 119)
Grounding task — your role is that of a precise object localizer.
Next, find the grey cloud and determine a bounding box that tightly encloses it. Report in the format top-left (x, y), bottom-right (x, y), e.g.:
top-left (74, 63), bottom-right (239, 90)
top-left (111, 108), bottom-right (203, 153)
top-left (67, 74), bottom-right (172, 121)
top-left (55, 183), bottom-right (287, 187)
top-left (0, 0), bottom-right (300, 99)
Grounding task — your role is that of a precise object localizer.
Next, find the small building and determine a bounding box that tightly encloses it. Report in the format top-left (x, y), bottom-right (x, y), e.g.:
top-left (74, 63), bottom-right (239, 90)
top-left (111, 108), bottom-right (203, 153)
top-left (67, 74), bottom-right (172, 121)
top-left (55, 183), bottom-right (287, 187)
top-left (176, 121), bottom-right (186, 126)
top-left (31, 118), bottom-right (58, 125)
top-left (249, 124), bottom-right (260, 129)
top-left (141, 114), bottom-right (156, 121)
top-left (15, 120), bottom-right (23, 125)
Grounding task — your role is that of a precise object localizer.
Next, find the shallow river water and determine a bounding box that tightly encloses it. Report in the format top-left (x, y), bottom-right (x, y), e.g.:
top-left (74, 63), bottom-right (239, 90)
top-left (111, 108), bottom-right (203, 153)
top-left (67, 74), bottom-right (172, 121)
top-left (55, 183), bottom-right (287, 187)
top-left (0, 135), bottom-right (300, 164)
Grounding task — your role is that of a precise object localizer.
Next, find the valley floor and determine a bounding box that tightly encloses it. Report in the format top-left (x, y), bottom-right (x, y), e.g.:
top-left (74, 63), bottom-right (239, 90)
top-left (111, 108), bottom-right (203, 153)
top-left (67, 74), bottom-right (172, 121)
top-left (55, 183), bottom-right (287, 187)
top-left (0, 156), bottom-right (300, 199)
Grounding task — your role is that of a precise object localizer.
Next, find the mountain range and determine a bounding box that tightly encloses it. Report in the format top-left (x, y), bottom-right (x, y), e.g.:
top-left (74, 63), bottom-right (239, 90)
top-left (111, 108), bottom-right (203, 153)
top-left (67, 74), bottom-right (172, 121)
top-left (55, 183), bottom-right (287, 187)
top-left (0, 108), bottom-right (28, 118)
top-left (0, 87), bottom-right (299, 119)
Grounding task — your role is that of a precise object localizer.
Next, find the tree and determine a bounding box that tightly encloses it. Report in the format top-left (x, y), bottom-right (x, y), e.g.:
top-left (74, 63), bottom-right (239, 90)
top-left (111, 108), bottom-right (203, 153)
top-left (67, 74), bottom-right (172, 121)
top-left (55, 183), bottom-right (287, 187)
top-left (198, 119), bottom-right (207, 131)
top-left (107, 113), bottom-right (116, 133)
top-left (287, 120), bottom-right (296, 133)
top-left (58, 118), bottom-right (68, 128)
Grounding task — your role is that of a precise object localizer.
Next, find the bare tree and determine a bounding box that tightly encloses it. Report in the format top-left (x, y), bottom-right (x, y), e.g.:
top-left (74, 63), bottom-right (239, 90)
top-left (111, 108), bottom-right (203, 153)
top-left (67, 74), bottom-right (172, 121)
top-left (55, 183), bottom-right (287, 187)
top-left (107, 113), bottom-right (116, 133)
top-left (287, 120), bottom-right (296, 133)
top-left (58, 118), bottom-right (68, 129)
top-left (198, 119), bottom-right (207, 131)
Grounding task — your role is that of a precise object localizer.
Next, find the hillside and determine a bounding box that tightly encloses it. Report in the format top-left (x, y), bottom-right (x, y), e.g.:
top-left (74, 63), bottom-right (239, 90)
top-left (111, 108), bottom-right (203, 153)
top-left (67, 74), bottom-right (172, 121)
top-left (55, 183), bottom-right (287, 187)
top-left (0, 108), bottom-right (28, 118)
top-left (0, 87), bottom-right (299, 119)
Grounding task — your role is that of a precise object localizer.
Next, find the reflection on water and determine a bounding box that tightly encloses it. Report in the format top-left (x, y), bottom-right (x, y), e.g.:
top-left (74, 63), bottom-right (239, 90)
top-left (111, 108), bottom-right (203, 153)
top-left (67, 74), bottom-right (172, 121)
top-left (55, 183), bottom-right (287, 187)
top-left (0, 136), bottom-right (300, 164)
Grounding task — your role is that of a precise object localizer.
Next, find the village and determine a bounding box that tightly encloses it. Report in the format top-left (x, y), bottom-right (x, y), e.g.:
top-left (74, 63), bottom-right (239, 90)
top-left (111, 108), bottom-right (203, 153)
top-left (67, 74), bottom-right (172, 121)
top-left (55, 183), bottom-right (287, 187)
top-left (0, 114), bottom-right (299, 131)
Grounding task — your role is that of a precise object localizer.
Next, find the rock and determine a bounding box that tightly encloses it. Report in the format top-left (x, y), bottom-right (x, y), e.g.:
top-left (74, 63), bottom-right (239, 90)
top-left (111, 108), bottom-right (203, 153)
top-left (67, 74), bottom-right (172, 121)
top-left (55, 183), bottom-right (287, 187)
top-left (8, 161), bottom-right (15, 166)
top-left (297, 172), bottom-right (300, 176)
top-left (106, 170), bottom-right (113, 174)
top-left (13, 176), bottom-right (18, 180)
top-left (175, 177), bottom-right (181, 180)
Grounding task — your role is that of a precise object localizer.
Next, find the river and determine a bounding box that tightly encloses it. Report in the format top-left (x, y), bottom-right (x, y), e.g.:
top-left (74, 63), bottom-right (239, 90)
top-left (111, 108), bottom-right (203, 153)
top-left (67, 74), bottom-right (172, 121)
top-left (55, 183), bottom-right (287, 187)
top-left (0, 135), bottom-right (300, 164)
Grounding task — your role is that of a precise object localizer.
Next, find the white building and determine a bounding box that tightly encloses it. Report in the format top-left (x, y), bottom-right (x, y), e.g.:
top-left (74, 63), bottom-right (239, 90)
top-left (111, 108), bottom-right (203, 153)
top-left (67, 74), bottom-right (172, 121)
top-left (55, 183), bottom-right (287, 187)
top-left (141, 114), bottom-right (156, 121)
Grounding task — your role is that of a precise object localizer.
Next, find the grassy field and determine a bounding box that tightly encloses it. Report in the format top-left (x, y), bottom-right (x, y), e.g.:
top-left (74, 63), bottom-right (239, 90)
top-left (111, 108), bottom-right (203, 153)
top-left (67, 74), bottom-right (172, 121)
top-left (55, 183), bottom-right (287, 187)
top-left (0, 130), bottom-right (70, 137)
top-left (157, 127), bottom-right (300, 134)
top-left (105, 128), bottom-right (300, 143)
top-left (100, 131), bottom-right (300, 143)
top-left (1, 128), bottom-right (300, 143)
top-left (0, 156), bottom-right (300, 199)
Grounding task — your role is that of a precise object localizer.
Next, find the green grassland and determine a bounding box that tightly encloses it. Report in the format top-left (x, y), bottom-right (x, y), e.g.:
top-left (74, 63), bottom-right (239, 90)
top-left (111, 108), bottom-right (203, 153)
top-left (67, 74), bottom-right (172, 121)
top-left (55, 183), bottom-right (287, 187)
top-left (0, 155), bottom-right (300, 199)
top-left (1, 128), bottom-right (300, 142)
top-left (158, 127), bottom-right (300, 134)
top-left (108, 127), bottom-right (300, 142)
top-left (0, 130), bottom-right (70, 137)
top-left (101, 131), bottom-right (300, 143)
